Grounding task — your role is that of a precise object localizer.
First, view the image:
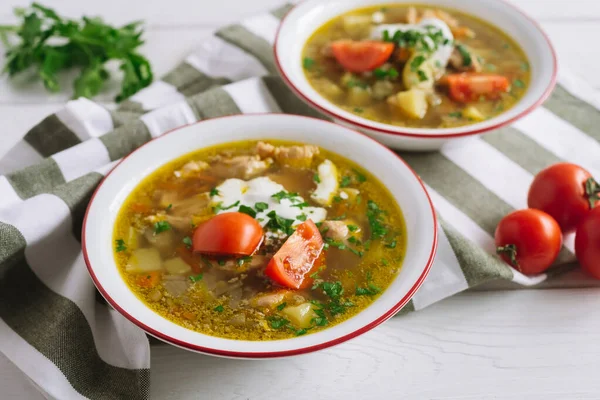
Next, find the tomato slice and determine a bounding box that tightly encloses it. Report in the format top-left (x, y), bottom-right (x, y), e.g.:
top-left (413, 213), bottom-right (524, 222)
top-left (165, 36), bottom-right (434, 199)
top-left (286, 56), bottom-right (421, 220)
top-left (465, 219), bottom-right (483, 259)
top-left (265, 220), bottom-right (324, 289)
top-left (193, 212), bottom-right (264, 257)
top-left (445, 73), bottom-right (510, 102)
top-left (330, 40), bottom-right (395, 73)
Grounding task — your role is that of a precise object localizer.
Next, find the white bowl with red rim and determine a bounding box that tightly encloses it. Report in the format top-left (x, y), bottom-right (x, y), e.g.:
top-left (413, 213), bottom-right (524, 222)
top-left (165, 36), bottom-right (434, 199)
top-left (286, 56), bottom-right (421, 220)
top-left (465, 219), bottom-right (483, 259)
top-left (274, 0), bottom-right (558, 151)
top-left (82, 114), bottom-right (437, 358)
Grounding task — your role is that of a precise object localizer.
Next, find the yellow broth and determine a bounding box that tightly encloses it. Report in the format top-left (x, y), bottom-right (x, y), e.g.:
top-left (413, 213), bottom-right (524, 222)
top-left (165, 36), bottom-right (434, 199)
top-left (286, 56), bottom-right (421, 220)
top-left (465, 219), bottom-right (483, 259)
top-left (113, 140), bottom-right (406, 340)
top-left (302, 4), bottom-right (531, 128)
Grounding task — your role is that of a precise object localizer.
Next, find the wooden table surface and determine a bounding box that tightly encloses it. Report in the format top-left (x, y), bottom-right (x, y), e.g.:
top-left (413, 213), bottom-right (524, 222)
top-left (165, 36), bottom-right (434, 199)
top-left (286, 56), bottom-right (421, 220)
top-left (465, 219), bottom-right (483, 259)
top-left (2, 1), bottom-right (600, 399)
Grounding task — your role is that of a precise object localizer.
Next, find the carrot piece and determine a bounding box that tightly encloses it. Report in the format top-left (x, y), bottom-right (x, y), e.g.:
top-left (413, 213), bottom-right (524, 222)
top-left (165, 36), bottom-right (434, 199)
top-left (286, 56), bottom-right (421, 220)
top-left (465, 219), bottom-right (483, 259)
top-left (130, 203), bottom-right (153, 214)
top-left (182, 311), bottom-right (196, 320)
top-left (136, 271), bottom-right (161, 288)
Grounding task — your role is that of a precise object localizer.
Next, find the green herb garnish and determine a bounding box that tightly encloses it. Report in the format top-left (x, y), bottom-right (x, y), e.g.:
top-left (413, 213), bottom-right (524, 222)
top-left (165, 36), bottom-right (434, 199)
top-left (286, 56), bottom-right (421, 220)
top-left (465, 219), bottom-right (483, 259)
top-left (417, 70), bottom-right (428, 82)
top-left (189, 273), bottom-right (203, 283)
top-left (353, 169), bottom-right (367, 183)
top-left (297, 214), bottom-right (307, 221)
top-left (313, 174), bottom-right (321, 183)
top-left (346, 79), bottom-right (368, 89)
top-left (374, 67), bottom-right (399, 80)
top-left (255, 202), bottom-right (269, 212)
top-left (183, 236), bottom-right (192, 249)
top-left (303, 57), bottom-right (315, 70)
top-left (272, 191), bottom-right (300, 203)
top-left (347, 224), bottom-right (359, 232)
top-left (521, 62), bottom-right (529, 71)
top-left (353, 107), bottom-right (364, 113)
top-left (265, 210), bottom-right (295, 235)
top-left (213, 305), bottom-right (224, 313)
top-left (1, 3), bottom-right (153, 101)
top-left (366, 200), bottom-right (388, 239)
top-left (513, 79), bottom-right (525, 88)
top-left (237, 256), bottom-right (252, 267)
top-left (410, 55), bottom-right (426, 71)
top-left (276, 302), bottom-right (287, 311)
top-left (115, 239), bottom-right (127, 252)
top-left (456, 44), bottom-right (472, 66)
top-left (210, 187), bottom-right (220, 197)
top-left (340, 176), bottom-right (352, 188)
top-left (238, 205), bottom-right (256, 218)
top-left (165, 204), bottom-right (172, 211)
top-left (153, 221), bottom-right (171, 234)
top-left (448, 111), bottom-right (463, 118)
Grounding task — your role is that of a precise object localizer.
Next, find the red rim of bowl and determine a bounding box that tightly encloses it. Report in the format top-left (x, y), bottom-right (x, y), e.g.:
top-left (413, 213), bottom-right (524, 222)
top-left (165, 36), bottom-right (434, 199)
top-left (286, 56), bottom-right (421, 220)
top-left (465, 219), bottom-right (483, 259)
top-left (273, 0), bottom-right (558, 140)
top-left (81, 113), bottom-right (438, 358)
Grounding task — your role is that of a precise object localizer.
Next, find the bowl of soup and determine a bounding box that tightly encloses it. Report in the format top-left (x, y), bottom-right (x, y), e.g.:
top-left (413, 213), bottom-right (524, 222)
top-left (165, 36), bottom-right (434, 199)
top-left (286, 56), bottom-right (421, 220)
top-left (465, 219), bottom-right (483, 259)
top-left (275, 0), bottom-right (557, 151)
top-left (82, 114), bottom-right (437, 357)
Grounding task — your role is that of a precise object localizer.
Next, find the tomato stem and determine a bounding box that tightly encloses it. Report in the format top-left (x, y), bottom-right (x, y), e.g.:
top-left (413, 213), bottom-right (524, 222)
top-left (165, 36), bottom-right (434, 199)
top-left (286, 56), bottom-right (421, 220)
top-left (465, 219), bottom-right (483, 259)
top-left (584, 177), bottom-right (600, 210)
top-left (496, 244), bottom-right (520, 271)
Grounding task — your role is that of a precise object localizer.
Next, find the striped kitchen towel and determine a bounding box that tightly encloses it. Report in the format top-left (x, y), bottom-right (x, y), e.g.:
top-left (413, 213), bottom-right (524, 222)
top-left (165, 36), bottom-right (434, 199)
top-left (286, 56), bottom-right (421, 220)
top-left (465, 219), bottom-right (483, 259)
top-left (1, 2), bottom-right (600, 399)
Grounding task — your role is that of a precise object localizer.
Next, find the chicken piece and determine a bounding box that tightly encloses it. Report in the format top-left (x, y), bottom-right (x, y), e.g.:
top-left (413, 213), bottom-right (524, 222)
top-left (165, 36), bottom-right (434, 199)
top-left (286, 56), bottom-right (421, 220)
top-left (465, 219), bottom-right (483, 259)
top-left (209, 155), bottom-right (272, 179)
top-left (406, 6), bottom-right (418, 24)
top-left (174, 160), bottom-right (209, 178)
top-left (256, 142), bottom-right (320, 169)
top-left (251, 291), bottom-right (290, 308)
top-left (256, 141), bottom-right (276, 158)
top-left (169, 193), bottom-right (211, 218)
top-left (165, 215), bottom-right (193, 232)
top-left (449, 46), bottom-right (482, 72)
top-left (320, 220), bottom-right (350, 242)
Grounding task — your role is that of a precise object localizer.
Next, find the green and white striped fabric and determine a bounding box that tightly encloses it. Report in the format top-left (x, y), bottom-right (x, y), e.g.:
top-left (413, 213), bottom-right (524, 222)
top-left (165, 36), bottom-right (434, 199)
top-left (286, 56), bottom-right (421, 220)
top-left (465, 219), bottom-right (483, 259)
top-left (1, 3), bottom-right (600, 398)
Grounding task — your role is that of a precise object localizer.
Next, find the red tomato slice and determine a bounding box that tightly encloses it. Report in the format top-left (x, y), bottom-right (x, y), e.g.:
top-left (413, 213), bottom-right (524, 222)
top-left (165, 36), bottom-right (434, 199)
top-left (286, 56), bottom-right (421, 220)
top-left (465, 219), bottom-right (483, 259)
top-left (330, 40), bottom-right (395, 73)
top-left (575, 207), bottom-right (600, 280)
top-left (265, 220), bottom-right (324, 289)
top-left (193, 212), bottom-right (264, 257)
top-left (495, 209), bottom-right (562, 275)
top-left (446, 73), bottom-right (510, 103)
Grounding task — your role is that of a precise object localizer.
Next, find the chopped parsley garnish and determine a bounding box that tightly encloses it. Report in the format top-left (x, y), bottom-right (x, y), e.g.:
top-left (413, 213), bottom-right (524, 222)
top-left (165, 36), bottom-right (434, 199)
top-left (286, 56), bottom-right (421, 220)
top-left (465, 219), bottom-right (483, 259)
top-left (291, 201), bottom-right (309, 209)
top-left (265, 211), bottom-right (295, 235)
top-left (213, 200), bottom-right (240, 213)
top-left (217, 260), bottom-right (225, 266)
top-left (314, 280), bottom-right (344, 299)
top-left (383, 27), bottom-right (451, 55)
top-left (271, 191), bottom-right (300, 203)
top-left (355, 272), bottom-right (382, 296)
top-left (347, 236), bottom-right (359, 244)
top-left (189, 273), bottom-right (203, 283)
top-left (238, 205), bottom-right (256, 218)
top-left (410, 55), bottom-right (426, 71)
top-left (340, 176), bottom-right (352, 188)
top-left (303, 57), bottom-right (315, 70)
top-left (165, 204), bottom-right (172, 211)
top-left (153, 221), bottom-right (171, 234)
top-left (267, 315), bottom-right (290, 329)
top-left (356, 195), bottom-right (362, 205)
top-left (237, 256), bottom-right (252, 266)
top-left (183, 236), bottom-right (192, 249)
top-left (297, 214), bottom-right (307, 221)
top-left (448, 111), bottom-right (463, 118)
top-left (331, 213), bottom-right (347, 221)
top-left (213, 305), bottom-right (224, 313)
top-left (255, 202), bottom-right (269, 212)
top-left (115, 239), bottom-right (127, 252)
top-left (333, 196), bottom-right (342, 203)
top-left (455, 44), bottom-right (472, 66)
top-left (353, 107), bottom-right (364, 113)
top-left (417, 70), bottom-right (428, 82)
top-left (503, 43), bottom-right (511, 49)
top-left (513, 79), bottom-right (525, 89)
top-left (347, 224), bottom-right (359, 232)
top-left (386, 240), bottom-right (397, 249)
top-left (381, 258), bottom-right (389, 266)
top-left (346, 79), bottom-right (368, 89)
top-left (209, 187), bottom-right (220, 197)
top-left (313, 174), bottom-right (321, 183)
top-left (373, 67), bottom-right (399, 80)
top-left (276, 302), bottom-right (287, 311)
top-left (366, 200), bottom-right (388, 239)
top-left (353, 168), bottom-right (367, 183)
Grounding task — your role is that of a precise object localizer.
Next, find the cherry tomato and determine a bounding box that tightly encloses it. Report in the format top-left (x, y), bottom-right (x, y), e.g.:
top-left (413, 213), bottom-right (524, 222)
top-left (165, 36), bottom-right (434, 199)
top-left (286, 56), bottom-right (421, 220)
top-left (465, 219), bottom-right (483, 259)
top-left (193, 212), bottom-right (263, 257)
top-left (265, 219), bottom-right (324, 289)
top-left (495, 209), bottom-right (562, 275)
top-left (445, 73), bottom-right (510, 102)
top-left (575, 207), bottom-right (600, 280)
top-left (330, 40), bottom-right (395, 73)
top-left (528, 163), bottom-right (599, 233)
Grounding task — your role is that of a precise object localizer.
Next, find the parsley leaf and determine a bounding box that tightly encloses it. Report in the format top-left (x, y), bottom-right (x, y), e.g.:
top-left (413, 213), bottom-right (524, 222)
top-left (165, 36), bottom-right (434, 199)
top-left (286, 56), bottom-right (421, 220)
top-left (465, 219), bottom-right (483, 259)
top-left (255, 202), bottom-right (269, 212)
top-left (154, 221), bottom-right (171, 234)
top-left (353, 168), bottom-right (367, 183)
top-left (303, 57), bottom-right (315, 70)
top-left (267, 315), bottom-right (290, 329)
top-left (237, 256), bottom-right (252, 267)
top-left (313, 174), bottom-right (321, 183)
top-left (189, 273), bottom-right (203, 283)
top-left (1, 4), bottom-right (153, 101)
top-left (115, 239), bottom-right (127, 252)
top-left (210, 187), bottom-right (220, 197)
top-left (271, 191), bottom-right (300, 203)
top-left (340, 176), bottom-right (352, 188)
top-left (238, 205), bottom-right (256, 218)
top-left (213, 305), bottom-right (224, 313)
top-left (449, 111), bottom-right (463, 118)
top-left (347, 225), bottom-right (359, 232)
top-left (265, 211), bottom-right (295, 235)
top-left (183, 236), bottom-right (192, 249)
top-left (410, 54), bottom-right (426, 71)
top-left (366, 200), bottom-right (388, 239)
top-left (297, 214), bottom-right (307, 221)
top-left (456, 44), bottom-right (472, 66)
top-left (513, 79), bottom-right (525, 88)
top-left (276, 302), bottom-right (287, 311)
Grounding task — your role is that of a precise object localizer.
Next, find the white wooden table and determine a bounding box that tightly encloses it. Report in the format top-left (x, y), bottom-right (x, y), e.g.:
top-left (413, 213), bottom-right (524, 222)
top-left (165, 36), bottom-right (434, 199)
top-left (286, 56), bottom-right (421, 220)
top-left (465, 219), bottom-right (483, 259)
top-left (2, 1), bottom-right (600, 399)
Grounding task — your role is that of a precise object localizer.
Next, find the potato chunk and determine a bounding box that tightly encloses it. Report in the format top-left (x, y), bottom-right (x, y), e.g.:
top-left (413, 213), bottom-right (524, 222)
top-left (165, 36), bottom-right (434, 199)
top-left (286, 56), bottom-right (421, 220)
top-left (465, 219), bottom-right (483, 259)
top-left (388, 89), bottom-right (428, 119)
top-left (164, 257), bottom-right (192, 275)
top-left (282, 303), bottom-right (318, 328)
top-left (463, 105), bottom-right (486, 121)
top-left (126, 248), bottom-right (162, 273)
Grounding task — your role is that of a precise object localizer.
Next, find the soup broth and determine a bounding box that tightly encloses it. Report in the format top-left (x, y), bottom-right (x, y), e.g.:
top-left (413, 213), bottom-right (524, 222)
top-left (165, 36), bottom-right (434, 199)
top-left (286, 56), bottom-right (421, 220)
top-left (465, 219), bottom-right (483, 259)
top-left (114, 140), bottom-right (406, 340)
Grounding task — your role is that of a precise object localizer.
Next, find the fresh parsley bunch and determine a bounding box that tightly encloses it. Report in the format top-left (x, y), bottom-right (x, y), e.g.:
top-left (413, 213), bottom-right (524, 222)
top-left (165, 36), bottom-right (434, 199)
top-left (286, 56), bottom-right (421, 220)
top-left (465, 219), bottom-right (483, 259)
top-left (0, 3), bottom-right (153, 101)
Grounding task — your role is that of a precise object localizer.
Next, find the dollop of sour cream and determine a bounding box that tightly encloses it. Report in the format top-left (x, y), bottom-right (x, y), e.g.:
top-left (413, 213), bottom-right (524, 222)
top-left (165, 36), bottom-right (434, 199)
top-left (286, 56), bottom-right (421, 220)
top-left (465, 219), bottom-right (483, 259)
top-left (211, 177), bottom-right (327, 228)
top-left (370, 18), bottom-right (455, 68)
